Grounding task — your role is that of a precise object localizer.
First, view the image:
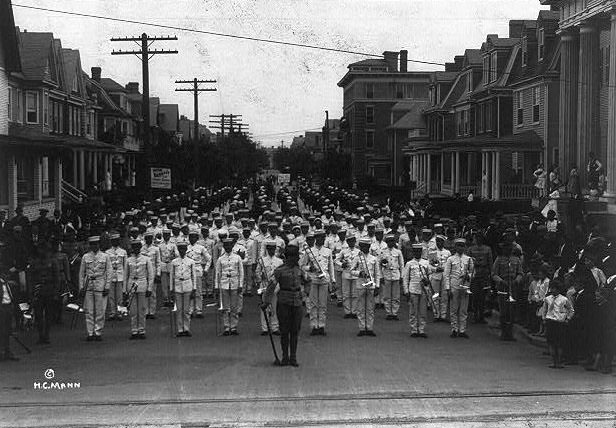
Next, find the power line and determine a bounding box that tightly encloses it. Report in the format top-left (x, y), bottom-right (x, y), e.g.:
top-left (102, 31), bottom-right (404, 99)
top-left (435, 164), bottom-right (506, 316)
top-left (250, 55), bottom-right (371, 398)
top-left (253, 127), bottom-right (323, 137)
top-left (12, 3), bottom-right (446, 66)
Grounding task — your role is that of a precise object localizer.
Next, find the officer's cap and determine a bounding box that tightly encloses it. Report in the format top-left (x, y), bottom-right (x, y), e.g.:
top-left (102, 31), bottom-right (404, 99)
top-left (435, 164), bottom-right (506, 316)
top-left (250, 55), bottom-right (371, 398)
top-left (109, 233), bottom-right (120, 240)
top-left (434, 223), bottom-right (443, 228)
top-left (218, 229), bottom-right (228, 237)
top-left (314, 229), bottom-right (326, 236)
top-left (144, 231), bottom-right (154, 237)
top-left (404, 220), bottom-right (413, 226)
top-left (162, 228), bottom-right (171, 234)
top-left (265, 240), bottom-right (277, 247)
top-left (422, 228), bottom-right (432, 234)
top-left (375, 227), bottom-right (384, 233)
top-left (268, 222), bottom-right (278, 227)
top-left (222, 238), bottom-right (234, 244)
top-left (412, 243), bottom-right (423, 250)
top-left (176, 241), bottom-right (187, 248)
top-left (130, 239), bottom-right (142, 246)
top-left (88, 236), bottom-right (100, 243)
top-left (359, 237), bottom-right (372, 245)
top-left (384, 234), bottom-right (396, 241)
top-left (436, 234), bottom-right (447, 241)
top-left (188, 231), bottom-right (199, 236)
top-left (455, 238), bottom-right (467, 245)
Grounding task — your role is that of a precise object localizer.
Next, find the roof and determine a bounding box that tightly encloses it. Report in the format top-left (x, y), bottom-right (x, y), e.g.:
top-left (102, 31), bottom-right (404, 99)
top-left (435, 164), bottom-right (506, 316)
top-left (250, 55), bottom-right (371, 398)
top-left (464, 49), bottom-right (483, 66)
top-left (0, 133), bottom-right (123, 152)
top-left (538, 10), bottom-right (560, 21)
top-left (17, 31), bottom-right (55, 81)
top-left (100, 77), bottom-right (126, 93)
top-left (0, 1), bottom-right (21, 72)
top-left (348, 58), bottom-right (389, 69)
top-left (389, 101), bottom-right (430, 130)
top-left (61, 49), bottom-right (84, 96)
top-left (432, 71), bottom-right (459, 83)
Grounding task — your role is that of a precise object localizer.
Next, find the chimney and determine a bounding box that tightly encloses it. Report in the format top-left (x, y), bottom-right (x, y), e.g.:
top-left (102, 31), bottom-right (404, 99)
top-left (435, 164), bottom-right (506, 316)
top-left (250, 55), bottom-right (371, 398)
top-left (454, 55), bottom-right (464, 70)
top-left (399, 50), bottom-right (408, 72)
top-left (91, 67), bottom-right (101, 82)
top-left (382, 51), bottom-right (399, 72)
top-left (509, 20), bottom-right (525, 39)
top-left (125, 82), bottom-right (139, 94)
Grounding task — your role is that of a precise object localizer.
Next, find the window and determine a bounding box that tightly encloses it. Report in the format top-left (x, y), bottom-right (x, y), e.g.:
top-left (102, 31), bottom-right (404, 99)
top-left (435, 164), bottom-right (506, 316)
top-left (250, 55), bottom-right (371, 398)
top-left (490, 52), bottom-right (498, 82)
top-left (365, 130), bottom-right (374, 149)
top-left (41, 157), bottom-right (50, 197)
top-left (522, 37), bottom-right (528, 66)
top-left (538, 28), bottom-right (545, 61)
top-left (396, 84), bottom-right (404, 99)
top-left (463, 109), bottom-right (469, 135)
top-left (86, 111), bottom-right (94, 136)
top-left (600, 46), bottom-right (610, 86)
top-left (485, 103), bottom-right (493, 131)
top-left (71, 77), bottom-right (78, 93)
top-left (366, 106), bottom-right (374, 124)
top-left (9, 87), bottom-right (22, 122)
top-left (26, 91), bottom-right (39, 123)
top-left (532, 87), bottom-right (540, 123)
top-left (7, 88), bottom-right (11, 119)
top-left (477, 103), bottom-right (485, 133)
top-left (467, 72), bottom-right (473, 92)
top-left (16, 157), bottom-right (35, 202)
top-left (516, 91), bottom-right (524, 126)
top-left (483, 56), bottom-right (490, 84)
top-left (43, 92), bottom-right (49, 126)
top-left (50, 99), bottom-right (63, 134)
top-left (366, 83), bottom-right (374, 99)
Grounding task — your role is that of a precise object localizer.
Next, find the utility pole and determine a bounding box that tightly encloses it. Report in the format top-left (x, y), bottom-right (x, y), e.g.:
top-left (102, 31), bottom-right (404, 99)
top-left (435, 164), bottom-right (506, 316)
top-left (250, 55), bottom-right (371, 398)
top-left (209, 114), bottom-right (242, 142)
top-left (175, 78), bottom-right (217, 143)
top-left (111, 34), bottom-right (178, 152)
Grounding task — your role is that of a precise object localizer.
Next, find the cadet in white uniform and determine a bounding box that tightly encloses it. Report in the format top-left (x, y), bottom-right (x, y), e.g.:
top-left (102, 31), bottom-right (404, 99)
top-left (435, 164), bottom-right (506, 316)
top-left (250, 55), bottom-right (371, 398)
top-left (141, 232), bottom-right (162, 318)
top-left (403, 244), bottom-right (431, 338)
top-left (79, 236), bottom-right (111, 341)
top-left (186, 231), bottom-right (212, 318)
top-left (105, 233), bottom-right (127, 321)
top-left (256, 240), bottom-right (283, 335)
top-left (124, 239), bottom-right (154, 339)
top-left (335, 235), bottom-right (360, 318)
top-left (444, 238), bottom-right (474, 338)
top-left (380, 234), bottom-right (404, 320)
top-left (170, 241), bottom-right (196, 336)
top-left (351, 237), bottom-right (380, 336)
top-left (216, 238), bottom-right (244, 335)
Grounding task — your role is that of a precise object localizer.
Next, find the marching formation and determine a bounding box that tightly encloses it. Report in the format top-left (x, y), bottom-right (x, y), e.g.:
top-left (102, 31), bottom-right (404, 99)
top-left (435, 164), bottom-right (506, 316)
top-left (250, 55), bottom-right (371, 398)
top-left (1, 178), bottom-right (615, 372)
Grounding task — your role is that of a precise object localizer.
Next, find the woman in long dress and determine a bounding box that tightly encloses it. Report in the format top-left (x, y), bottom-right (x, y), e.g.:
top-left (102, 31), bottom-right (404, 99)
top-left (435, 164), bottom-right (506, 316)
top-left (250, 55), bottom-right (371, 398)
top-left (533, 163), bottom-right (547, 197)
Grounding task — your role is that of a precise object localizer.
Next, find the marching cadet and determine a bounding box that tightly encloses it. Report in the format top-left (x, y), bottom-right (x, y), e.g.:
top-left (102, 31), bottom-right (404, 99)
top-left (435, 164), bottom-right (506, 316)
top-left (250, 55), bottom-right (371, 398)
top-left (335, 235), bottom-right (360, 319)
top-left (79, 236), bottom-right (112, 341)
top-left (238, 227), bottom-right (257, 297)
top-left (253, 222), bottom-right (269, 258)
top-left (443, 238), bottom-right (475, 338)
top-left (351, 237), bottom-right (380, 336)
top-left (230, 228), bottom-right (247, 315)
top-left (370, 228), bottom-right (387, 309)
top-left (380, 234), bottom-right (404, 320)
top-left (428, 235), bottom-right (451, 322)
top-left (467, 232), bottom-right (493, 324)
top-left (186, 230), bottom-right (211, 318)
top-left (331, 227), bottom-right (347, 307)
top-left (216, 238), bottom-right (244, 335)
top-left (141, 232), bottom-right (162, 319)
top-left (262, 222), bottom-right (285, 258)
top-left (403, 244), bottom-right (431, 338)
top-left (301, 229), bottom-right (335, 336)
top-left (124, 239), bottom-right (154, 339)
top-left (420, 228), bottom-right (435, 260)
top-left (169, 224), bottom-right (182, 245)
top-left (256, 240), bottom-right (283, 335)
top-left (198, 226), bottom-right (216, 299)
top-left (492, 242), bottom-right (523, 341)
top-left (159, 229), bottom-right (178, 307)
top-left (170, 241), bottom-right (196, 337)
top-left (105, 233), bottom-right (127, 321)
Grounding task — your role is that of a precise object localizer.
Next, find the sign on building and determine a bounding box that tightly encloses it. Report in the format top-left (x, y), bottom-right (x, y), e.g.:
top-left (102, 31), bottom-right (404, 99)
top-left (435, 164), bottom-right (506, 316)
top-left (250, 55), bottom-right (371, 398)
top-left (150, 167), bottom-right (172, 189)
top-left (278, 173), bottom-right (291, 186)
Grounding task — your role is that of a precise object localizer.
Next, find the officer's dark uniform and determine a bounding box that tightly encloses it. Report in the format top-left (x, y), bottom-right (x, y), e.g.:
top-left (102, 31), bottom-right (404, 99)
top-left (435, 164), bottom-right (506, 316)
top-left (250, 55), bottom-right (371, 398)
top-left (263, 259), bottom-right (305, 366)
top-left (28, 254), bottom-right (60, 344)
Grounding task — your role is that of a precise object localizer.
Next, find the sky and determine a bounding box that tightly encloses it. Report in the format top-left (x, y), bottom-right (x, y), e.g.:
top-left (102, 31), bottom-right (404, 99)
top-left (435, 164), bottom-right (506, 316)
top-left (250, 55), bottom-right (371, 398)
top-left (12, 0), bottom-right (549, 146)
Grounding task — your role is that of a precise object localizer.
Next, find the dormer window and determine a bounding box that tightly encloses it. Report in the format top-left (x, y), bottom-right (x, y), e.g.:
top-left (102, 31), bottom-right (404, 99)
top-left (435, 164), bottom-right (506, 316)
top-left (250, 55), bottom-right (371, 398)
top-left (467, 72), bottom-right (473, 92)
top-left (522, 37), bottom-right (528, 67)
top-left (538, 28), bottom-right (545, 61)
top-left (490, 52), bottom-right (498, 83)
top-left (71, 76), bottom-right (78, 93)
top-left (483, 56), bottom-right (490, 83)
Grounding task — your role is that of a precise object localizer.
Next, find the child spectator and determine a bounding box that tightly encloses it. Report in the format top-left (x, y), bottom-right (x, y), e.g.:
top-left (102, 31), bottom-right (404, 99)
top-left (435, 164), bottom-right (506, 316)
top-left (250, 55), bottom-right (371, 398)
top-left (541, 279), bottom-right (575, 368)
top-left (528, 263), bottom-right (550, 336)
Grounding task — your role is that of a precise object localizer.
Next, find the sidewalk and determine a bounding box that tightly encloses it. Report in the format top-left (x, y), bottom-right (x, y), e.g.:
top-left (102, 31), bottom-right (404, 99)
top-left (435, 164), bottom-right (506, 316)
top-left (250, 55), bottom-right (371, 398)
top-left (485, 310), bottom-right (548, 349)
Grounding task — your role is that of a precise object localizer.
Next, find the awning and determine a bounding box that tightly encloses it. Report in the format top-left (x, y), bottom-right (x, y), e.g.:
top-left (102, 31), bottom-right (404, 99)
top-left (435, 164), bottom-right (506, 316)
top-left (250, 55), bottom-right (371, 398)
top-left (0, 134), bottom-right (128, 153)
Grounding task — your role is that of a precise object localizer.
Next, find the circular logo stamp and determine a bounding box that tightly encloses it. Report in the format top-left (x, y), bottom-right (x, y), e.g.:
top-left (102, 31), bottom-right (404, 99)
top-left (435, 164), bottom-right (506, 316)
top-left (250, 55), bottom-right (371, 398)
top-left (44, 369), bottom-right (55, 380)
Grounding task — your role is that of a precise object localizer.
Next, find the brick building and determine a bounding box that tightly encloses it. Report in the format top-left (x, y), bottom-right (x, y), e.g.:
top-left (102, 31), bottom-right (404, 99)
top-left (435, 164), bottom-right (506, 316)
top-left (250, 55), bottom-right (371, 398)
top-left (338, 51), bottom-right (432, 185)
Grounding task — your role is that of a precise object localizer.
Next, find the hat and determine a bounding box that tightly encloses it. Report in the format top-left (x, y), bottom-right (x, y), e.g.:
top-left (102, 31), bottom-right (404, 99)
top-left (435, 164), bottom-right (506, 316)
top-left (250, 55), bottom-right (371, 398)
top-left (162, 228), bottom-right (171, 234)
top-left (422, 228), bottom-right (432, 234)
top-left (130, 239), bottom-right (142, 246)
top-left (345, 235), bottom-right (356, 242)
top-left (188, 231), bottom-right (199, 236)
top-left (359, 237), bottom-right (372, 245)
top-left (144, 231), bottom-right (154, 237)
top-left (88, 236), bottom-right (100, 243)
top-left (434, 223), bottom-right (443, 228)
top-left (265, 240), bottom-right (277, 247)
top-left (412, 243), bottom-right (423, 250)
top-left (314, 229), bottom-right (326, 236)
top-left (435, 234), bottom-right (447, 241)
top-left (109, 233), bottom-right (120, 240)
top-left (222, 238), bottom-right (234, 244)
top-left (384, 234), bottom-right (395, 241)
top-left (130, 226), bottom-right (139, 232)
top-left (455, 238), bottom-right (467, 244)
top-left (176, 241), bottom-right (187, 248)
top-left (218, 229), bottom-right (228, 237)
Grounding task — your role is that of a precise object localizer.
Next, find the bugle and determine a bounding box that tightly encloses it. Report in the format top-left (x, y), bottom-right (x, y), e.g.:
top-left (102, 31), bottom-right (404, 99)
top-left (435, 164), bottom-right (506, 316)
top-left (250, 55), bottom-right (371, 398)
top-left (303, 243), bottom-right (327, 279)
top-left (358, 252), bottom-right (375, 289)
top-left (256, 257), bottom-right (275, 295)
top-left (419, 265), bottom-right (438, 314)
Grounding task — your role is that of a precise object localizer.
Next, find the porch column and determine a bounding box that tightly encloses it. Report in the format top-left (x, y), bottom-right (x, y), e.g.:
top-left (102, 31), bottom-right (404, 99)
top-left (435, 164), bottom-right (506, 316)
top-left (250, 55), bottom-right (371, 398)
top-left (481, 153), bottom-right (487, 198)
top-left (72, 150), bottom-right (78, 188)
top-left (55, 157), bottom-right (63, 211)
top-left (467, 153), bottom-right (472, 186)
top-left (420, 155), bottom-right (425, 187)
top-left (426, 153), bottom-right (432, 193)
top-left (577, 22), bottom-right (600, 189)
top-left (34, 156), bottom-right (42, 203)
top-left (440, 154), bottom-right (444, 193)
top-left (92, 152), bottom-right (98, 186)
top-left (79, 150), bottom-right (85, 190)
top-left (606, 11), bottom-right (616, 197)
top-left (494, 152), bottom-right (501, 200)
top-left (559, 31), bottom-right (579, 179)
top-left (491, 152), bottom-right (497, 199)
top-left (7, 155), bottom-right (17, 215)
top-left (450, 152), bottom-right (455, 192)
top-left (454, 151), bottom-right (461, 194)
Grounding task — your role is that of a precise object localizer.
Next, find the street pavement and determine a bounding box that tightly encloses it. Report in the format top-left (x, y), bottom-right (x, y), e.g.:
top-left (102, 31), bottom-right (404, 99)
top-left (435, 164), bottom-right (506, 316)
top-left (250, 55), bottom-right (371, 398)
top-left (0, 296), bottom-right (615, 427)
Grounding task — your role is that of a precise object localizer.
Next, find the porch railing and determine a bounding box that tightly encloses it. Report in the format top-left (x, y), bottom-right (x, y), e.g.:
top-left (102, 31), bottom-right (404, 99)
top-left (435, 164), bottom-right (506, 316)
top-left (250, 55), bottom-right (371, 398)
top-left (459, 184), bottom-right (480, 196)
top-left (430, 181), bottom-right (441, 194)
top-left (500, 183), bottom-right (538, 200)
top-left (61, 180), bottom-right (87, 204)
